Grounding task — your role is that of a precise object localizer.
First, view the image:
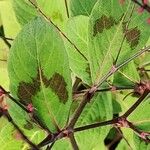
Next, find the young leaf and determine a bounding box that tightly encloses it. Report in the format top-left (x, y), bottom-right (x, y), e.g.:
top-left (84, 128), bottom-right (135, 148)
top-left (65, 16), bottom-right (91, 85)
top-left (70, 0), bottom-right (97, 16)
top-left (8, 16), bottom-right (72, 132)
top-left (88, 0), bottom-right (150, 84)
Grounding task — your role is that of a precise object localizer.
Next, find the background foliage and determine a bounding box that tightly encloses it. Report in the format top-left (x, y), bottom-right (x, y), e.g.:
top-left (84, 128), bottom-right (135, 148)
top-left (0, 0), bottom-right (150, 150)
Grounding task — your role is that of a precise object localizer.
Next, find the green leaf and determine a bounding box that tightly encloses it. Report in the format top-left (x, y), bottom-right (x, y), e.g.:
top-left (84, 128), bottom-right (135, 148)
top-left (113, 61), bottom-right (140, 86)
top-left (0, 0), bottom-right (21, 38)
top-left (13, 0), bottom-right (68, 28)
top-left (77, 93), bottom-right (112, 125)
top-left (74, 92), bottom-right (113, 149)
top-left (116, 94), bottom-right (150, 149)
top-left (88, 0), bottom-right (150, 84)
top-left (116, 128), bottom-right (136, 150)
top-left (8, 16), bottom-right (72, 132)
top-left (0, 117), bottom-right (25, 150)
top-left (128, 97), bottom-right (150, 125)
top-left (0, 39), bottom-right (9, 88)
top-left (65, 15), bottom-right (91, 85)
top-left (36, 0), bottom-right (68, 29)
top-left (0, 116), bottom-right (45, 150)
top-left (75, 128), bottom-right (106, 150)
top-left (128, 97), bottom-right (150, 149)
top-left (70, 0), bottom-right (97, 16)
top-left (13, 0), bottom-right (37, 26)
top-left (133, 133), bottom-right (150, 150)
top-left (53, 138), bottom-right (72, 150)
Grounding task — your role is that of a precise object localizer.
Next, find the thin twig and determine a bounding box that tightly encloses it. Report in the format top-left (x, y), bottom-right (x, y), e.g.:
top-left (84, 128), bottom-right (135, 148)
top-left (0, 59), bottom-right (7, 62)
top-left (0, 36), bottom-right (13, 41)
top-left (74, 118), bottom-right (118, 132)
top-left (131, 0), bottom-right (150, 12)
top-left (0, 36), bottom-right (12, 48)
top-left (74, 85), bottom-right (134, 94)
top-left (64, 0), bottom-right (69, 18)
top-left (69, 133), bottom-right (79, 150)
top-left (67, 86), bottom-right (97, 128)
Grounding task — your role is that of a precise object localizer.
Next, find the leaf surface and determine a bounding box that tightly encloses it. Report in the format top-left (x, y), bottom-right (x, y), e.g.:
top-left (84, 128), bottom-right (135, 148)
top-left (74, 92), bottom-right (113, 149)
top-left (8, 17), bottom-right (72, 132)
top-left (70, 0), bottom-right (97, 16)
top-left (13, 0), bottom-right (68, 28)
top-left (88, 0), bottom-right (150, 84)
top-left (65, 16), bottom-right (91, 85)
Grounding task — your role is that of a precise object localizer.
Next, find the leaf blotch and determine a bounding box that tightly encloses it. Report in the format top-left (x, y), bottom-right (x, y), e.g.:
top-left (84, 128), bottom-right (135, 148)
top-left (93, 15), bottom-right (116, 36)
top-left (44, 73), bottom-right (68, 104)
top-left (24, 121), bottom-right (34, 130)
top-left (17, 73), bottom-right (41, 105)
top-left (123, 22), bottom-right (141, 49)
top-left (18, 70), bottom-right (68, 105)
top-left (52, 11), bottom-right (63, 22)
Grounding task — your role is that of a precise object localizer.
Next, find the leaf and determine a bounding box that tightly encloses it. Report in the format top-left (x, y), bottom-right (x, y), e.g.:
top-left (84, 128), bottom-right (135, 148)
top-left (116, 93), bottom-right (150, 149)
top-left (12, 0), bottom-right (37, 26)
top-left (74, 92), bottom-right (113, 149)
top-left (13, 0), bottom-right (68, 28)
top-left (0, 116), bottom-right (45, 150)
top-left (36, 0), bottom-right (68, 29)
top-left (128, 97), bottom-right (150, 125)
top-left (77, 93), bottom-right (112, 125)
top-left (88, 0), bottom-right (150, 84)
top-left (75, 128), bottom-right (106, 150)
top-left (133, 133), bottom-right (150, 150)
top-left (113, 61), bottom-right (140, 86)
top-left (70, 0), bottom-right (97, 16)
top-left (65, 15), bottom-right (91, 85)
top-left (0, 39), bottom-right (9, 88)
top-left (0, 0), bottom-right (21, 38)
top-left (116, 128), bottom-right (136, 150)
top-left (0, 117), bottom-right (25, 150)
top-left (8, 16), bottom-right (72, 132)
top-left (127, 97), bottom-right (150, 149)
top-left (53, 138), bottom-right (72, 150)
